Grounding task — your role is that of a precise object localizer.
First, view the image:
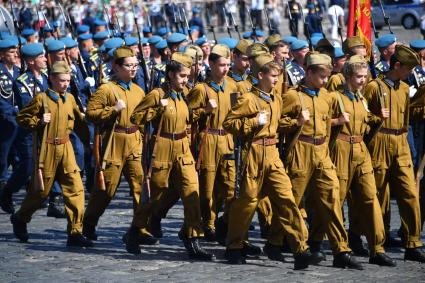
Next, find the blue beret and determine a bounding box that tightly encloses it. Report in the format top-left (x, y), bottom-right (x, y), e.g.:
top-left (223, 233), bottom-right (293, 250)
top-left (104, 37), bottom-right (124, 51)
top-left (282, 35), bottom-right (298, 45)
top-left (375, 34), bottom-right (397, 48)
top-left (78, 33), bottom-right (93, 42)
top-left (22, 28), bottom-right (35, 37)
top-left (155, 39), bottom-right (168, 50)
top-left (190, 25), bottom-right (200, 32)
top-left (0, 31), bottom-right (10, 38)
top-left (143, 26), bottom-right (152, 34)
top-left (254, 30), bottom-right (264, 37)
top-left (218, 37), bottom-right (238, 49)
top-left (195, 36), bottom-right (208, 46)
top-left (334, 47), bottom-right (344, 58)
top-left (148, 35), bottom-right (162, 45)
top-left (108, 48), bottom-right (116, 57)
top-left (46, 39), bottom-right (65, 52)
top-left (157, 27), bottom-right (170, 37)
top-left (311, 32), bottom-right (323, 39)
top-left (93, 31), bottom-right (110, 40)
top-left (311, 34), bottom-right (324, 47)
top-left (99, 45), bottom-right (106, 53)
top-left (291, 39), bottom-right (309, 51)
top-left (192, 7), bottom-right (201, 14)
top-left (52, 21), bottom-right (60, 29)
top-left (166, 32), bottom-right (187, 44)
top-left (242, 31), bottom-right (252, 39)
top-left (178, 45), bottom-right (186, 52)
top-left (94, 19), bottom-right (107, 27)
top-left (142, 38), bottom-right (149, 46)
top-left (0, 38), bottom-right (18, 49)
top-left (77, 25), bottom-right (90, 34)
top-left (410, 39), bottom-right (425, 51)
top-left (125, 36), bottom-right (138, 46)
top-left (307, 4), bottom-right (315, 9)
top-left (19, 37), bottom-right (27, 45)
top-left (42, 25), bottom-right (53, 33)
top-left (60, 37), bottom-right (78, 49)
top-left (21, 43), bottom-right (44, 57)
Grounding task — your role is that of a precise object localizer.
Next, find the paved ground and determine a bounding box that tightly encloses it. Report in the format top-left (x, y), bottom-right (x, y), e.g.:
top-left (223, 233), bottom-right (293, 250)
top-left (0, 177), bottom-right (424, 283)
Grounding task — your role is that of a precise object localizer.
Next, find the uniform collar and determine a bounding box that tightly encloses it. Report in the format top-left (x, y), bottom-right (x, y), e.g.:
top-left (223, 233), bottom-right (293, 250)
top-left (383, 76), bottom-right (400, 90)
top-left (117, 80), bottom-right (132, 90)
top-left (343, 88), bottom-right (357, 101)
top-left (167, 90), bottom-right (183, 101)
top-left (252, 86), bottom-right (274, 103)
top-left (300, 85), bottom-right (319, 97)
top-left (208, 79), bottom-right (226, 93)
top-left (228, 70), bottom-right (247, 82)
top-left (47, 88), bottom-right (67, 103)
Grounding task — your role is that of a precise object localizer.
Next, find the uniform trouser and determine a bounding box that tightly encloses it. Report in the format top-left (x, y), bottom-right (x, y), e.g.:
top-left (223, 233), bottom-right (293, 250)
top-left (226, 144), bottom-right (308, 253)
top-left (369, 133), bottom-right (423, 248)
top-left (284, 141), bottom-right (351, 255)
top-left (312, 141), bottom-right (386, 256)
top-left (15, 161), bottom-right (85, 234)
top-left (132, 152), bottom-right (203, 238)
top-left (257, 197), bottom-right (273, 232)
top-left (0, 117), bottom-right (17, 182)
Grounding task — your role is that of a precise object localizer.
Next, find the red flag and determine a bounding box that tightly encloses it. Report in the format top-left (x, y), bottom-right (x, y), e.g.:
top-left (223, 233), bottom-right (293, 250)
top-left (347, 0), bottom-right (372, 54)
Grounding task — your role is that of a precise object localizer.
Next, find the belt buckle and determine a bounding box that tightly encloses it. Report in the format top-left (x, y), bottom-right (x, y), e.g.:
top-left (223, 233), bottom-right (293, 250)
top-left (54, 137), bottom-right (60, 145)
top-left (313, 138), bottom-right (319, 145)
top-left (395, 129), bottom-right (401, 135)
top-left (171, 133), bottom-right (176, 140)
top-left (349, 136), bottom-right (355, 144)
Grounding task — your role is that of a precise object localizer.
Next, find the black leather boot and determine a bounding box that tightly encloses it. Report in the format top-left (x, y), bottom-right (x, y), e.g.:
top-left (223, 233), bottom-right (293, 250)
top-left (333, 252), bottom-right (364, 270)
top-left (263, 242), bottom-right (285, 262)
top-left (67, 233), bottom-right (94, 247)
top-left (215, 216), bottom-right (227, 246)
top-left (125, 226), bottom-right (141, 255)
top-left (348, 231), bottom-right (369, 256)
top-left (0, 184), bottom-right (15, 214)
top-left (149, 215), bottom-right (163, 238)
top-left (47, 194), bottom-right (66, 218)
top-left (82, 222), bottom-right (98, 241)
top-left (308, 240), bottom-right (326, 262)
top-left (294, 249), bottom-right (321, 270)
top-left (203, 227), bottom-right (216, 242)
top-left (404, 247), bottom-right (425, 263)
top-left (183, 237), bottom-right (215, 261)
top-left (224, 248), bottom-right (246, 264)
top-left (369, 252), bottom-right (396, 266)
top-left (242, 241), bottom-right (262, 256)
top-left (11, 213), bottom-right (28, 242)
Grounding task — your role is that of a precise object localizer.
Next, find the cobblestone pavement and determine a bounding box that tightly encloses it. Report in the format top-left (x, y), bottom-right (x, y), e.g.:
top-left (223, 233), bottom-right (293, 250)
top-left (0, 177), bottom-right (424, 283)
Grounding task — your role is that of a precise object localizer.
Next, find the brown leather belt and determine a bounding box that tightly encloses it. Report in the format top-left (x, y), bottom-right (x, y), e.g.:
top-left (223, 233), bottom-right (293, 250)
top-left (207, 128), bottom-right (227, 136)
top-left (298, 135), bottom-right (326, 145)
top-left (252, 137), bottom-right (278, 146)
top-left (46, 135), bottom-right (69, 145)
top-left (337, 133), bottom-right (363, 144)
top-left (379, 127), bottom-right (406, 135)
top-left (114, 125), bottom-right (139, 134)
top-left (160, 131), bottom-right (187, 140)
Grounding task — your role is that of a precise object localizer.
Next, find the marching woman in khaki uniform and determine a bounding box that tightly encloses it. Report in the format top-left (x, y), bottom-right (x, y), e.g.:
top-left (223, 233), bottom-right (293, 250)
top-left (11, 61), bottom-right (92, 247)
top-left (330, 55), bottom-right (396, 266)
top-left (82, 47), bottom-right (150, 243)
top-left (280, 52), bottom-right (363, 270)
top-left (125, 52), bottom-right (214, 261)
top-left (365, 45), bottom-right (425, 262)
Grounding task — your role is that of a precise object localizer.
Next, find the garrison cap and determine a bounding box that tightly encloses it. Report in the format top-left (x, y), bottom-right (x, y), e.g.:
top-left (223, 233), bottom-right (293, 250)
top-left (94, 19), bottom-right (107, 27)
top-left (104, 37), bottom-right (124, 51)
top-left (375, 34), bottom-right (397, 48)
top-left (171, 52), bottom-right (193, 68)
top-left (166, 33), bottom-right (187, 44)
top-left (290, 39), bottom-right (309, 51)
top-left (46, 39), bottom-right (65, 52)
top-left (77, 25), bottom-right (90, 34)
top-left (21, 28), bottom-right (35, 37)
top-left (264, 34), bottom-right (282, 48)
top-left (60, 37), bottom-right (78, 49)
top-left (113, 46), bottom-right (135, 60)
top-left (251, 53), bottom-right (275, 76)
top-left (393, 45), bottom-right (420, 69)
top-left (317, 38), bottom-right (334, 51)
top-left (125, 36), bottom-right (138, 47)
top-left (21, 43), bottom-right (44, 58)
top-left (247, 42), bottom-right (269, 58)
top-left (346, 54), bottom-right (367, 65)
top-left (148, 35), bottom-right (162, 45)
top-left (282, 35), bottom-right (297, 45)
top-left (78, 33), bottom-right (93, 42)
top-left (342, 36), bottom-right (364, 53)
top-left (305, 52), bottom-right (332, 68)
top-left (155, 39), bottom-right (168, 50)
top-left (211, 44), bottom-right (231, 59)
top-left (184, 44), bottom-right (203, 61)
top-left (195, 36), bottom-right (208, 46)
top-left (157, 26), bottom-right (170, 37)
top-left (218, 37), bottom-right (238, 49)
top-left (334, 47), bottom-right (345, 59)
top-left (235, 39), bottom-right (253, 55)
top-left (93, 31), bottom-right (110, 40)
top-left (50, 61), bottom-right (71, 74)
top-left (410, 39), bottom-right (425, 51)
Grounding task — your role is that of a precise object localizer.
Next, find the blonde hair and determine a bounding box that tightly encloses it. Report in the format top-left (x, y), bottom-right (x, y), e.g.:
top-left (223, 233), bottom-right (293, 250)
top-left (343, 61), bottom-right (368, 78)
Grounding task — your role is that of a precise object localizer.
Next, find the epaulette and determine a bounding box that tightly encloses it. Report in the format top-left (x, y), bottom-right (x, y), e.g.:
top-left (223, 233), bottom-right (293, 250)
top-left (41, 68), bottom-right (48, 76)
top-left (17, 73), bottom-right (29, 83)
top-left (375, 62), bottom-right (384, 72)
top-left (286, 64), bottom-right (292, 71)
top-left (154, 63), bottom-right (166, 72)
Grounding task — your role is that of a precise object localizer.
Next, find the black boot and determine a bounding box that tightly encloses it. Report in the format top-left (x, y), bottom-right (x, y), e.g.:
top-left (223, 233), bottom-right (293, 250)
top-left (183, 237), bottom-right (215, 261)
top-left (11, 213), bottom-right (28, 242)
top-left (404, 247), bottom-right (425, 263)
top-left (47, 195), bottom-right (66, 218)
top-left (122, 231), bottom-right (159, 245)
top-left (67, 233), bottom-right (94, 247)
top-left (203, 227), bottom-right (216, 242)
top-left (225, 248), bottom-right (246, 264)
top-left (0, 184), bottom-right (15, 214)
top-left (369, 252), bottom-right (396, 266)
top-left (384, 235), bottom-right (403, 248)
top-left (294, 249), bottom-right (322, 270)
top-left (263, 242), bottom-right (285, 262)
top-left (333, 252), bottom-right (364, 270)
top-left (82, 222), bottom-right (98, 241)
top-left (215, 216), bottom-right (227, 246)
top-left (348, 231), bottom-right (369, 256)
top-left (242, 241), bottom-right (262, 256)
top-left (149, 215), bottom-right (163, 238)
top-left (308, 240), bottom-right (326, 262)
top-left (125, 226), bottom-right (141, 255)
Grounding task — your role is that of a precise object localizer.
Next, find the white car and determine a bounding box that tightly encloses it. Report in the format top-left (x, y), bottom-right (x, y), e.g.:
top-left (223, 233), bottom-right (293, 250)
top-left (371, 0), bottom-right (425, 29)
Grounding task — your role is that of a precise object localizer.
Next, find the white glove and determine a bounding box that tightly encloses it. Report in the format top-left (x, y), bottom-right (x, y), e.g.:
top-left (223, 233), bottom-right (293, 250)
top-left (160, 99), bottom-right (168, 107)
top-left (409, 85), bottom-right (417, 98)
top-left (258, 111), bottom-right (269, 126)
top-left (42, 113), bottom-right (51, 124)
top-left (85, 77), bottom-right (95, 87)
top-left (114, 99), bottom-right (126, 112)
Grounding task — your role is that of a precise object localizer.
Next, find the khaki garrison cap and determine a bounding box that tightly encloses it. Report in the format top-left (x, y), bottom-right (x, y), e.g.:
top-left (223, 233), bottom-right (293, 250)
top-left (50, 61), bottom-right (71, 74)
top-left (251, 53), bottom-right (275, 76)
top-left (247, 43), bottom-right (269, 58)
top-left (113, 46), bottom-right (135, 60)
top-left (211, 44), bottom-right (231, 59)
top-left (264, 34), bottom-right (282, 48)
top-left (171, 52), bottom-right (193, 69)
top-left (184, 45), bottom-right (203, 62)
top-left (394, 45), bottom-right (420, 69)
top-left (347, 55), bottom-right (367, 65)
top-left (342, 36), bottom-right (364, 53)
top-left (305, 52), bottom-right (332, 68)
top-left (235, 39), bottom-right (253, 55)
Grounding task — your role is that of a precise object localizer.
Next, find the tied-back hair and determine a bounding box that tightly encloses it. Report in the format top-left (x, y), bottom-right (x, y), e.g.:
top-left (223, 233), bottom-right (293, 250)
top-left (259, 61), bottom-right (282, 75)
top-left (343, 60), bottom-right (368, 78)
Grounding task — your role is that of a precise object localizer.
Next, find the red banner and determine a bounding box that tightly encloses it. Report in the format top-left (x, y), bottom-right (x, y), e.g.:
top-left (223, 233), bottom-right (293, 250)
top-left (347, 0), bottom-right (372, 54)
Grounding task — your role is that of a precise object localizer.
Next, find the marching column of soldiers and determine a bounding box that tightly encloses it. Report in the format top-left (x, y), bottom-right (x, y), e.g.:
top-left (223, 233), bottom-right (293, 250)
top-left (0, 2), bottom-right (425, 271)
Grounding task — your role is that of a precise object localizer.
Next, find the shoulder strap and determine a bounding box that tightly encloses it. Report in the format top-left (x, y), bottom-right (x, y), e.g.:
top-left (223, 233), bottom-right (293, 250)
top-left (374, 79), bottom-right (387, 109)
top-left (335, 91), bottom-right (346, 115)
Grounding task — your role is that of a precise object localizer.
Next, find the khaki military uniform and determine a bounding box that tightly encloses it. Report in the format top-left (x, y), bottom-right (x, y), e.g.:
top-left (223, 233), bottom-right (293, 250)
top-left (326, 73), bottom-right (345, 92)
top-left (223, 87), bottom-right (308, 252)
top-left (131, 86), bottom-right (203, 238)
top-left (365, 77), bottom-right (423, 248)
top-left (84, 80), bottom-right (145, 228)
top-left (15, 90), bottom-right (86, 234)
top-left (280, 86), bottom-right (351, 254)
